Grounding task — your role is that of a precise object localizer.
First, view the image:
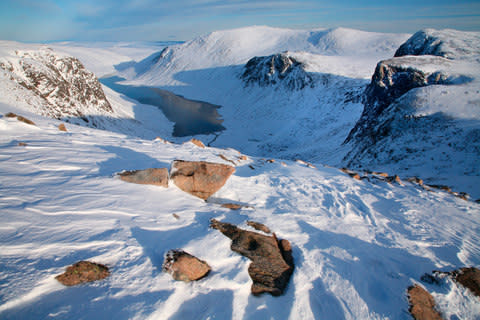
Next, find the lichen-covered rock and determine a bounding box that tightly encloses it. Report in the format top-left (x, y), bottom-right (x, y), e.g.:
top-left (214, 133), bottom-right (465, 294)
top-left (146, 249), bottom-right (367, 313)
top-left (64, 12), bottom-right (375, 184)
top-left (408, 284), bottom-right (443, 320)
top-left (118, 168), bottom-right (168, 187)
top-left (162, 249), bottom-right (211, 282)
top-left (170, 160), bottom-right (235, 200)
top-left (210, 219), bottom-right (293, 296)
top-left (56, 261), bottom-right (110, 286)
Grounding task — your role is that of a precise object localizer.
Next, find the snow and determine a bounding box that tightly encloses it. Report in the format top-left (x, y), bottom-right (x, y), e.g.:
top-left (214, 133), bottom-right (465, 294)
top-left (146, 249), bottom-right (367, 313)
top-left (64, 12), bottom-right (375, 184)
top-left (0, 103), bottom-right (479, 319)
top-left (1, 26), bottom-right (480, 319)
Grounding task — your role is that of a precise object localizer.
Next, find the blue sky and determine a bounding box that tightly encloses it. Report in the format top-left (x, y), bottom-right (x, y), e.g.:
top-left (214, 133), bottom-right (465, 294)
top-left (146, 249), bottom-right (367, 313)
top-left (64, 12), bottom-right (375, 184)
top-left (1, 0), bottom-right (480, 42)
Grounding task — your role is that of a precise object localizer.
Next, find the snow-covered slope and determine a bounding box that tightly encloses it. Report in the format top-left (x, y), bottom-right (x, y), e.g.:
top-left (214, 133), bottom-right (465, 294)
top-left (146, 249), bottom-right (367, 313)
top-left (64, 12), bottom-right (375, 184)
top-left (0, 41), bottom-right (173, 139)
top-left (0, 104), bottom-right (479, 319)
top-left (113, 26), bottom-right (408, 163)
top-left (343, 29), bottom-right (480, 199)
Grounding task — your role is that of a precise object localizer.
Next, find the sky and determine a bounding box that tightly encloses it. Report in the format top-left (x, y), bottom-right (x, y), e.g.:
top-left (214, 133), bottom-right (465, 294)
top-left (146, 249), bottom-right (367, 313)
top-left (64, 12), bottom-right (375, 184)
top-left (1, 0), bottom-right (480, 42)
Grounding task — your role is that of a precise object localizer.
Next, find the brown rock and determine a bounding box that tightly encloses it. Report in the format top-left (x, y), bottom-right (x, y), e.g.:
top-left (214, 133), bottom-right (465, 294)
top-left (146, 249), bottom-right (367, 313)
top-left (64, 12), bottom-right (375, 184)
top-left (170, 160), bottom-right (235, 200)
top-left (56, 261), bottom-right (110, 286)
top-left (246, 221), bottom-right (271, 234)
top-left (4, 112), bottom-right (35, 125)
top-left (18, 142), bottom-right (27, 146)
top-left (408, 177), bottom-right (424, 185)
top-left (189, 138), bottom-right (205, 148)
top-left (221, 203), bottom-right (243, 210)
top-left (58, 123), bottom-right (67, 131)
top-left (238, 155), bottom-right (248, 161)
top-left (218, 154), bottom-right (236, 166)
top-left (451, 267), bottom-right (480, 298)
top-left (408, 284), bottom-right (443, 320)
top-left (119, 168), bottom-right (168, 187)
top-left (162, 249), bottom-right (211, 282)
top-left (266, 159), bottom-right (275, 163)
top-left (210, 219), bottom-right (293, 296)
top-left (373, 172), bottom-right (389, 177)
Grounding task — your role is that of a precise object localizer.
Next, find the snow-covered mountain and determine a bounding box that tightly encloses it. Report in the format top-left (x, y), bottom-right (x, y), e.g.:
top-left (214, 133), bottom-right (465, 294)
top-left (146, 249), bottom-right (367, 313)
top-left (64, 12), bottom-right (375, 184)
top-left (343, 29), bottom-right (480, 198)
top-left (1, 25), bottom-right (480, 320)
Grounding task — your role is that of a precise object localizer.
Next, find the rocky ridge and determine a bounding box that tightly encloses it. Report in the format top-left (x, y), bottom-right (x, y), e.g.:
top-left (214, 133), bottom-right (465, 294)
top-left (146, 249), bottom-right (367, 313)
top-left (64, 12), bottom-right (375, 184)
top-left (241, 52), bottom-right (314, 90)
top-left (0, 47), bottom-right (113, 123)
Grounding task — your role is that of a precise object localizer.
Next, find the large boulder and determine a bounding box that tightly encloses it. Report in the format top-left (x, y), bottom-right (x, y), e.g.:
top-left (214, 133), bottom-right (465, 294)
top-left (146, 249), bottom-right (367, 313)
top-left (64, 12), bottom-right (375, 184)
top-left (170, 160), bottom-right (235, 200)
top-left (162, 249), bottom-right (211, 282)
top-left (450, 267), bottom-right (480, 298)
top-left (118, 168), bottom-right (168, 187)
top-left (210, 219), bottom-right (294, 296)
top-left (408, 284), bottom-right (443, 320)
top-left (56, 261), bottom-right (110, 286)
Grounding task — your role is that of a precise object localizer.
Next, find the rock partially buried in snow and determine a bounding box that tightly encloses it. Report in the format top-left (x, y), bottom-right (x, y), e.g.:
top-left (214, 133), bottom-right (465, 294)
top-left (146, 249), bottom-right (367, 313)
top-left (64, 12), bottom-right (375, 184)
top-left (56, 261), bottom-right (110, 286)
top-left (210, 219), bottom-right (294, 296)
top-left (188, 138), bottom-right (205, 148)
top-left (118, 168), bottom-right (169, 187)
top-left (162, 249), bottom-right (211, 282)
top-left (450, 267), bottom-right (480, 298)
top-left (170, 160), bottom-right (235, 200)
top-left (407, 284), bottom-right (443, 320)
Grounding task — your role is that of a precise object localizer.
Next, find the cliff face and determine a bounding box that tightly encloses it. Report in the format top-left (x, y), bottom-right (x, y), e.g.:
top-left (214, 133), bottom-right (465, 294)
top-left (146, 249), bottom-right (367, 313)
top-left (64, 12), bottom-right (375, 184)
top-left (0, 47), bottom-right (112, 120)
top-left (241, 53), bottom-right (314, 90)
top-left (341, 29), bottom-right (480, 196)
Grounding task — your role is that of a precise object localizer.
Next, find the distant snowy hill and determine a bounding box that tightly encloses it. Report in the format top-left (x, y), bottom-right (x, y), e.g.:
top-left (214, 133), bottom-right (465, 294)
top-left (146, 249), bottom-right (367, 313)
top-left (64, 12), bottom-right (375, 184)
top-left (343, 29), bottom-right (480, 198)
top-left (116, 26), bottom-right (409, 165)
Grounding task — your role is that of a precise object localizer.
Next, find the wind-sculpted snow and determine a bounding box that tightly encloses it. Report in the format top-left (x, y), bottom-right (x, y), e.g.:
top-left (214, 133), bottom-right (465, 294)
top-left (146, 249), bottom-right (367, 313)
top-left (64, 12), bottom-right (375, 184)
top-left (0, 107), bottom-right (479, 319)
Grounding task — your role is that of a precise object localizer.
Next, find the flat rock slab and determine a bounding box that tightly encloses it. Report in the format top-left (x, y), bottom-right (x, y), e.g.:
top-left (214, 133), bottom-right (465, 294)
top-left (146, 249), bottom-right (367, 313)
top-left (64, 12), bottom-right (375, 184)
top-left (162, 249), bottom-right (211, 282)
top-left (210, 219), bottom-right (293, 296)
top-left (170, 160), bottom-right (235, 200)
top-left (56, 261), bottom-right (110, 286)
top-left (408, 284), bottom-right (443, 320)
top-left (118, 168), bottom-right (168, 187)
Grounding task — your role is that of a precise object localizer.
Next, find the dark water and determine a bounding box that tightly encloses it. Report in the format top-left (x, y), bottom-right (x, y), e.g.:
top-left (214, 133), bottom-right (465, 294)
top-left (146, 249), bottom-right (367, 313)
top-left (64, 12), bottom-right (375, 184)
top-left (100, 76), bottom-right (225, 137)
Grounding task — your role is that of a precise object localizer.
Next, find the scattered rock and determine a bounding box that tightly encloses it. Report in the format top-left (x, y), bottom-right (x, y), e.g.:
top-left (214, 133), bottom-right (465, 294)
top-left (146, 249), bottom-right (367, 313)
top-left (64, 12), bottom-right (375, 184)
top-left (266, 159), bottom-right (275, 163)
top-left (246, 221), bottom-right (271, 234)
top-left (189, 138), bottom-right (205, 148)
top-left (427, 184), bottom-right (451, 193)
top-left (249, 165), bottom-right (255, 170)
top-left (18, 142), bottom-right (27, 147)
top-left (162, 249), bottom-right (211, 282)
top-left (210, 219), bottom-right (293, 296)
top-left (341, 168), bottom-right (363, 180)
top-left (218, 154), bottom-right (236, 166)
top-left (170, 160), bottom-right (235, 200)
top-left (451, 267), bottom-right (480, 298)
top-left (238, 155), bottom-right (248, 161)
top-left (4, 112), bottom-right (35, 125)
top-left (407, 284), bottom-right (443, 320)
top-left (408, 177), bottom-right (424, 185)
top-left (154, 137), bottom-right (171, 144)
top-left (386, 175), bottom-right (402, 184)
top-left (373, 171), bottom-right (389, 178)
top-left (118, 168), bottom-right (168, 187)
top-left (58, 123), bottom-right (67, 132)
top-left (56, 261), bottom-right (110, 286)
top-left (172, 213), bottom-right (180, 219)
top-left (221, 203), bottom-right (243, 210)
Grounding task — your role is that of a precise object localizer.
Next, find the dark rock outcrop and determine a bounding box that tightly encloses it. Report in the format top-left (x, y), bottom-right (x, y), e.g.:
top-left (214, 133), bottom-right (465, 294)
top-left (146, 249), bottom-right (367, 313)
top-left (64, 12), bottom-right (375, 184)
top-left (450, 267), bottom-right (480, 298)
top-left (118, 168), bottom-right (169, 187)
top-left (394, 29), bottom-right (480, 60)
top-left (210, 219), bottom-right (293, 296)
top-left (162, 249), bottom-right (211, 282)
top-left (241, 53), bottom-right (314, 90)
top-left (407, 284), bottom-right (443, 320)
top-left (56, 261), bottom-right (110, 286)
top-left (345, 56), bottom-right (456, 144)
top-left (170, 160), bottom-right (235, 200)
